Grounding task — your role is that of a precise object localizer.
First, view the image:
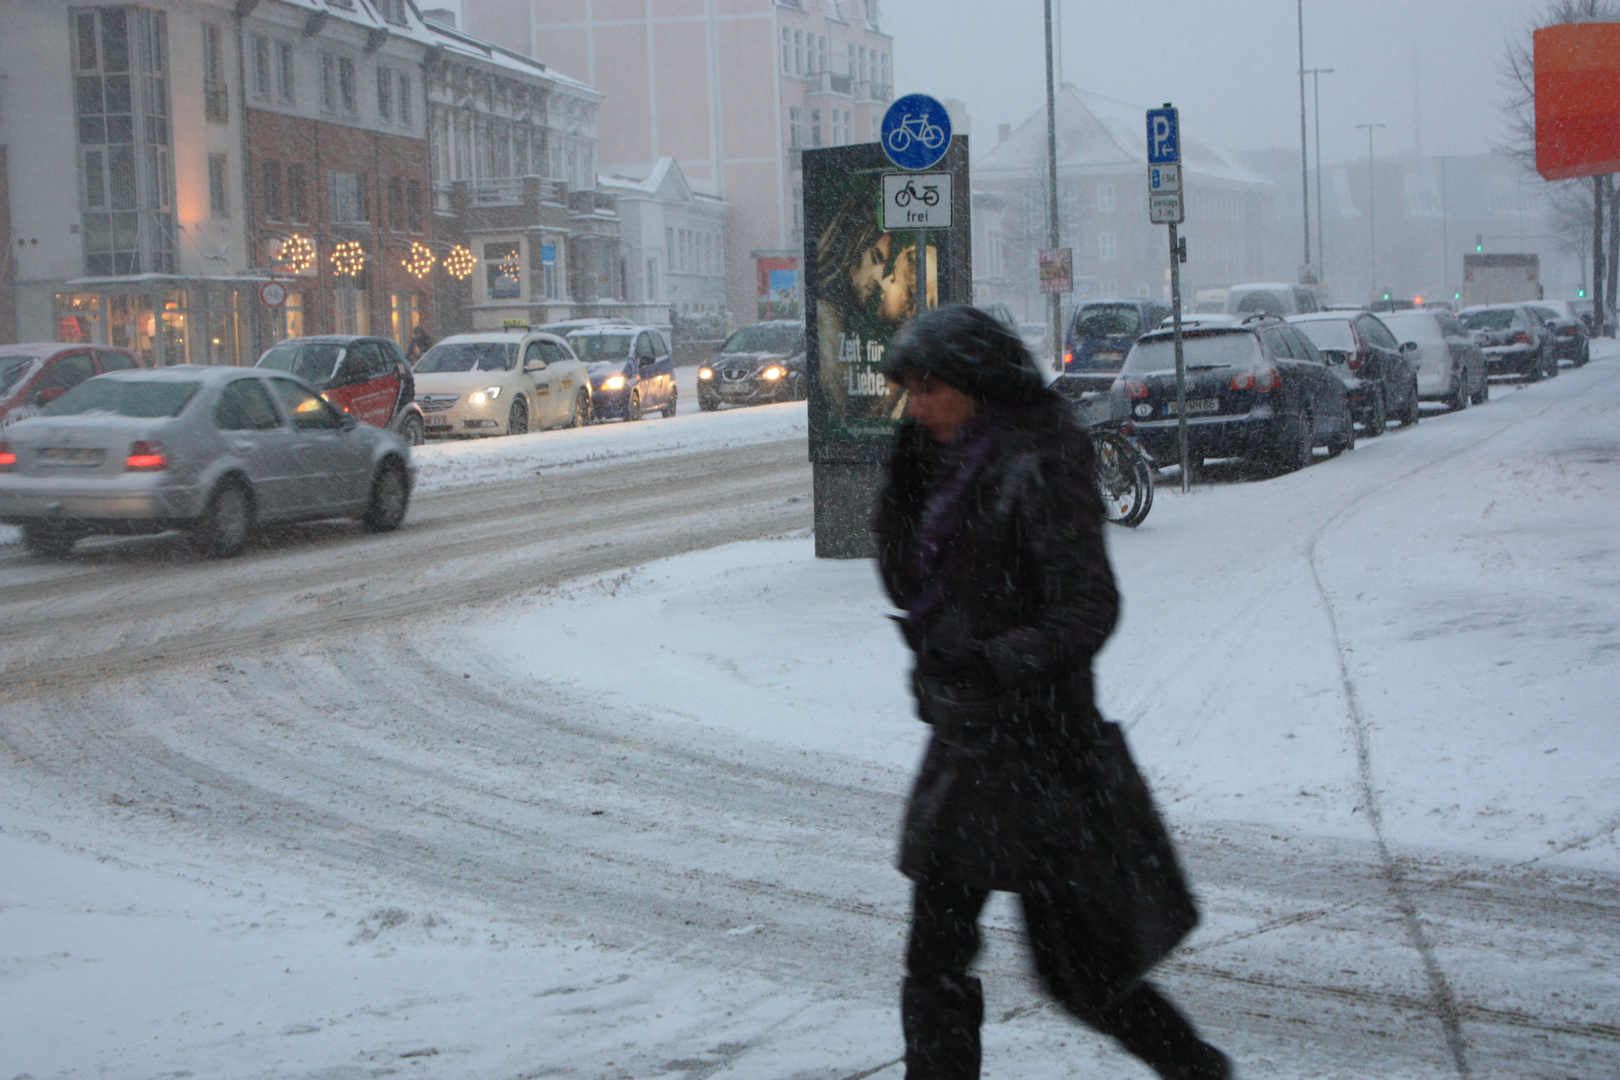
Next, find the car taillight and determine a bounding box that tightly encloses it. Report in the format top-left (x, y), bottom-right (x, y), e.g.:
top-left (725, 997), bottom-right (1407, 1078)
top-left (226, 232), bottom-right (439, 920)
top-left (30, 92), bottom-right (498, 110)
top-left (0, 441), bottom-right (15, 472)
top-left (1514, 331), bottom-right (1532, 345)
top-left (1346, 350), bottom-right (1364, 372)
top-left (1230, 368), bottom-right (1281, 392)
top-left (1123, 380), bottom-right (1149, 399)
top-left (1063, 350), bottom-right (1074, 367)
top-left (125, 440), bottom-right (166, 471)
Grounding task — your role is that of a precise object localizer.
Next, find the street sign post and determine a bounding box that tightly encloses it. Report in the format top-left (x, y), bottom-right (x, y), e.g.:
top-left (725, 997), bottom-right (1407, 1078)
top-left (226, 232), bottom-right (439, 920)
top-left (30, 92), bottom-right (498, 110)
top-left (1147, 104), bottom-right (1190, 490)
top-left (259, 279), bottom-right (288, 308)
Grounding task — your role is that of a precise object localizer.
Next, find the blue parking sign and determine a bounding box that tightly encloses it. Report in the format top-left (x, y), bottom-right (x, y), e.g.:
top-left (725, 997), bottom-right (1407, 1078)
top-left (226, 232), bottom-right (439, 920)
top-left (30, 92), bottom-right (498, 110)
top-left (881, 94), bottom-right (953, 171)
top-left (1146, 107), bottom-right (1180, 165)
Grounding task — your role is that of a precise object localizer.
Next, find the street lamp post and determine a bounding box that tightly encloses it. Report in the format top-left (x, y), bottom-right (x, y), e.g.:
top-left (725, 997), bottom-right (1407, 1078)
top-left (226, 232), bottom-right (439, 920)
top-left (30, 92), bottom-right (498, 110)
top-left (1356, 122), bottom-right (1385, 301)
top-left (1296, 0), bottom-right (1311, 278)
top-left (1304, 68), bottom-right (1333, 283)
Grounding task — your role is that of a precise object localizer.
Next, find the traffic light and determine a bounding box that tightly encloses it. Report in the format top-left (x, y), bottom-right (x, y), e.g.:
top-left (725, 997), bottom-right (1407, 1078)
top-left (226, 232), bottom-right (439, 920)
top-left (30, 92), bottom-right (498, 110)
top-left (1578, 287), bottom-right (1588, 298)
top-left (1475, 234), bottom-right (1484, 253)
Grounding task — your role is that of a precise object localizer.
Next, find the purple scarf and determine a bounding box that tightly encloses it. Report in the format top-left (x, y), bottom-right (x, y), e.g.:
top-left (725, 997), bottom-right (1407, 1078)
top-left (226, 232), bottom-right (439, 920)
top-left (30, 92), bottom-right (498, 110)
top-left (906, 404), bottom-right (1013, 623)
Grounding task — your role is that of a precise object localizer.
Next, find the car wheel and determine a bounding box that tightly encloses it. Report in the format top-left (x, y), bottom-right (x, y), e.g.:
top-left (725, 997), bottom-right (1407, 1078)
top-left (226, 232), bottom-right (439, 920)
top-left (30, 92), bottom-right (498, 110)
top-left (1326, 397), bottom-right (1355, 458)
top-left (662, 385), bottom-right (677, 418)
top-left (699, 395), bottom-right (718, 412)
top-left (361, 458), bottom-right (409, 532)
top-left (507, 398), bottom-right (529, 436)
top-left (1472, 370), bottom-right (1490, 404)
top-left (1526, 355), bottom-right (1543, 382)
top-left (1449, 372), bottom-right (1469, 411)
top-left (627, 389), bottom-right (642, 421)
top-left (1362, 390), bottom-right (1387, 437)
top-left (21, 522), bottom-right (82, 559)
top-left (1270, 407), bottom-right (1313, 474)
top-left (1404, 379), bottom-right (1422, 425)
top-left (398, 412), bottom-right (425, 446)
top-left (190, 478), bottom-right (253, 558)
top-left (1577, 343), bottom-right (1590, 367)
top-left (1547, 351), bottom-right (1560, 378)
top-left (571, 390), bottom-right (591, 428)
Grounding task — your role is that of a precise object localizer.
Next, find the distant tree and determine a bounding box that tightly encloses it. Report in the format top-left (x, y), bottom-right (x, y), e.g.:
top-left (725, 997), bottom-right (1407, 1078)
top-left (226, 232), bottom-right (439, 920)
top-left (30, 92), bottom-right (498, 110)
top-left (1501, 0), bottom-right (1619, 330)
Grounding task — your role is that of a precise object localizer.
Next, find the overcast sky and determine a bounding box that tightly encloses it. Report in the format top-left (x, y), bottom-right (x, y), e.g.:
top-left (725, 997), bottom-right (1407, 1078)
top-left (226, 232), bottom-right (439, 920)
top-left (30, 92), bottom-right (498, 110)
top-left (886, 0), bottom-right (1543, 165)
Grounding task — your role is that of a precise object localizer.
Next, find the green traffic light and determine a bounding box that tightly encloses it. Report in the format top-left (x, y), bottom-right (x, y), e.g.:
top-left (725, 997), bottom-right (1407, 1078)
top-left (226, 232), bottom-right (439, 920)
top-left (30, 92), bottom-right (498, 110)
top-left (1578, 288), bottom-right (1587, 298)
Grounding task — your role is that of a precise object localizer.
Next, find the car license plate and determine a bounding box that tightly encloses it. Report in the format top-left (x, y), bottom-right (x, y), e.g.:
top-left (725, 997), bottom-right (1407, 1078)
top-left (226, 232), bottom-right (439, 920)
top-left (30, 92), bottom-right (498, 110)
top-left (39, 447), bottom-right (104, 465)
top-left (1094, 350), bottom-right (1124, 361)
top-left (1163, 398), bottom-right (1219, 417)
top-left (721, 383), bottom-right (752, 394)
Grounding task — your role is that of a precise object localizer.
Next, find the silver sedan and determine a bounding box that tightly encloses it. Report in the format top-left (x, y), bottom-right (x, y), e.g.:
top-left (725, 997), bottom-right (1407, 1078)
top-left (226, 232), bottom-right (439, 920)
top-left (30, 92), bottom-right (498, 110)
top-left (0, 365), bottom-right (411, 558)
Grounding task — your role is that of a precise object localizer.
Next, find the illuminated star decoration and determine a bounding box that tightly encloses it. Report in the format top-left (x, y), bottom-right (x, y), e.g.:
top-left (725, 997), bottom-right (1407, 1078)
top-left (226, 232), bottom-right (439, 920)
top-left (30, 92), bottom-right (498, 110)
top-left (403, 240), bottom-right (436, 278)
top-left (331, 240), bottom-right (367, 277)
top-left (276, 233), bottom-right (316, 274)
top-left (444, 244), bottom-right (476, 280)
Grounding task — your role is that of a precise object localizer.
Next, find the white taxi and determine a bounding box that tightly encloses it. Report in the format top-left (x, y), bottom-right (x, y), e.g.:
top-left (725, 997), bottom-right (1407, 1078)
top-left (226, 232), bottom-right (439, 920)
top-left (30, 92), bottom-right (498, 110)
top-left (412, 330), bottom-right (592, 437)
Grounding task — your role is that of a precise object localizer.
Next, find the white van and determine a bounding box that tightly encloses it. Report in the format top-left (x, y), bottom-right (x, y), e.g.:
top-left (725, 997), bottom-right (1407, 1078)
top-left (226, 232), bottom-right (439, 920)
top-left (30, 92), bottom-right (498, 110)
top-left (1223, 282), bottom-right (1322, 317)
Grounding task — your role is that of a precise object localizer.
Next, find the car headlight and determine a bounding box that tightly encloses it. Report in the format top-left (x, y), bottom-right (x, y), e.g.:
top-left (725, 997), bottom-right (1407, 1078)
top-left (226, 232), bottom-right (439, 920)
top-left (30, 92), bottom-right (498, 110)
top-left (763, 366), bottom-right (785, 381)
top-left (698, 367), bottom-right (713, 380)
top-left (468, 386), bottom-right (502, 406)
top-left (602, 374), bottom-right (627, 391)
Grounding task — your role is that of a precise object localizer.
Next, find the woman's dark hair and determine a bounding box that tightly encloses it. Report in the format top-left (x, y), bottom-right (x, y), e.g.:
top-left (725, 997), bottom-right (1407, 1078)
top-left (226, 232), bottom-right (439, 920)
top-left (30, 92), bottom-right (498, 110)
top-left (882, 303), bottom-right (1049, 407)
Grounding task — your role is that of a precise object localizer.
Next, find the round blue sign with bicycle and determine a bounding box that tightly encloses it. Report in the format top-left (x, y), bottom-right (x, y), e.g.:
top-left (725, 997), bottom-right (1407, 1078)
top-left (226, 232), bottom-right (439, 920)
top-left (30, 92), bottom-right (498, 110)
top-left (880, 93), bottom-right (952, 170)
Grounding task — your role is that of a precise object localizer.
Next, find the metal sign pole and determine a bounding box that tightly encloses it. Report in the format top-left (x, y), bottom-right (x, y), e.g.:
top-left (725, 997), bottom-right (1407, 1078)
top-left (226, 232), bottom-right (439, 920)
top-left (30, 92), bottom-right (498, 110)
top-left (1169, 221), bottom-right (1188, 492)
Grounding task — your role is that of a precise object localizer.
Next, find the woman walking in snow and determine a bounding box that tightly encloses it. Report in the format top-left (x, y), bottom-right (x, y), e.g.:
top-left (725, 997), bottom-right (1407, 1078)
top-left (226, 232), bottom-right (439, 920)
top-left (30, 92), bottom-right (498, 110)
top-left (873, 303), bottom-right (1230, 1080)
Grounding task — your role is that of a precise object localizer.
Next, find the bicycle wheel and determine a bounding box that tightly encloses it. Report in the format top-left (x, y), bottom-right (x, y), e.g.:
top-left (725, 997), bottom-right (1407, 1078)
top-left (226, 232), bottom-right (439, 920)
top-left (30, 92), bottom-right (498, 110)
top-left (1093, 432), bottom-right (1154, 527)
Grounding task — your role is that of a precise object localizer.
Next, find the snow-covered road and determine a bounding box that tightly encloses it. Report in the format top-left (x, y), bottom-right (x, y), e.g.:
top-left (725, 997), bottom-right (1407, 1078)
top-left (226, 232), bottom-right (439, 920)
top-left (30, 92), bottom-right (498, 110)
top-left (2, 354), bottom-right (1615, 1079)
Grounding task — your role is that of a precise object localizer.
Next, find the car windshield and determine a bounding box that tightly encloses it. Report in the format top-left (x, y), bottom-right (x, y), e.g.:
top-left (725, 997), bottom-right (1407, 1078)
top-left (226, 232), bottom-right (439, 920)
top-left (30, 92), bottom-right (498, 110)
top-left (1293, 320), bottom-right (1355, 351)
top-left (415, 342), bottom-right (516, 372)
top-left (258, 342), bottom-right (342, 382)
top-left (1461, 309), bottom-right (1517, 331)
top-left (1232, 290), bottom-right (1288, 316)
top-left (570, 334), bottom-right (634, 361)
top-left (1123, 332), bottom-right (1263, 374)
top-left (1074, 304), bottom-right (1142, 338)
top-left (0, 355), bottom-right (41, 397)
top-left (721, 325), bottom-right (802, 354)
top-left (1531, 308), bottom-right (1562, 323)
top-left (43, 378), bottom-right (200, 418)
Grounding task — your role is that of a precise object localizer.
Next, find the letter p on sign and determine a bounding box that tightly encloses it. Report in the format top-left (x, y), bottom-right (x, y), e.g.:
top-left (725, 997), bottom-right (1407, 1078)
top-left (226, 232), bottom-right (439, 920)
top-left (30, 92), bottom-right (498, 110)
top-left (1146, 107), bottom-right (1180, 166)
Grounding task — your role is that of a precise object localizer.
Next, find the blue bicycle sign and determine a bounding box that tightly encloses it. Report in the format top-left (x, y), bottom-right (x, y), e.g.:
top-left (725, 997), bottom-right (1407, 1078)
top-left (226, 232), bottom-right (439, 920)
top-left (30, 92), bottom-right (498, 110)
top-left (881, 94), bottom-right (952, 170)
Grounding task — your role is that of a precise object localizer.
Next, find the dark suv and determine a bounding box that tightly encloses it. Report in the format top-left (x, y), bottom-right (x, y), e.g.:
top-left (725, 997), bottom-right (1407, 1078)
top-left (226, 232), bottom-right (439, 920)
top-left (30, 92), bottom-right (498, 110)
top-left (1115, 318), bottom-right (1353, 474)
top-left (1059, 298), bottom-right (1171, 394)
top-left (1458, 305), bottom-right (1557, 381)
top-left (1288, 311), bottom-right (1421, 436)
top-left (256, 336), bottom-right (425, 444)
top-left (697, 321), bottom-right (807, 410)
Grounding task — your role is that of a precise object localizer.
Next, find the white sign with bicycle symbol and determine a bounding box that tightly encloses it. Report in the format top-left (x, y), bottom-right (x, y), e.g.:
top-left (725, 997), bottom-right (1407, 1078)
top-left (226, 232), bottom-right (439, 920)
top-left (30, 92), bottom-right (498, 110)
top-left (882, 172), bottom-right (952, 230)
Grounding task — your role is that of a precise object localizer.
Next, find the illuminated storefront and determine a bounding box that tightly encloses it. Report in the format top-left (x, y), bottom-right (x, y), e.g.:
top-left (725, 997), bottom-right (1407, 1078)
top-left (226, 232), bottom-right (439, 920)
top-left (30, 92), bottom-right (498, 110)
top-left (55, 276), bottom-right (264, 366)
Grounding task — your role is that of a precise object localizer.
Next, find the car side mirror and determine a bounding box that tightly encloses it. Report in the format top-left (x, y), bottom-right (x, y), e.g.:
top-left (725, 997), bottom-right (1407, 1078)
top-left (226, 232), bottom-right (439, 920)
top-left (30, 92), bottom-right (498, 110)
top-left (524, 359), bottom-right (547, 373)
top-left (1400, 341), bottom-right (1419, 353)
top-left (31, 386), bottom-right (66, 408)
top-left (338, 411), bottom-right (359, 431)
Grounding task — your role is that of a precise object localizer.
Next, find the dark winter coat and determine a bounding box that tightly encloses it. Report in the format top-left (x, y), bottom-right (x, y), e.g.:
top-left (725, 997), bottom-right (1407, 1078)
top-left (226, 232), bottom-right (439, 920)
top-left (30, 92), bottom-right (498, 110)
top-left (874, 394), bottom-right (1120, 890)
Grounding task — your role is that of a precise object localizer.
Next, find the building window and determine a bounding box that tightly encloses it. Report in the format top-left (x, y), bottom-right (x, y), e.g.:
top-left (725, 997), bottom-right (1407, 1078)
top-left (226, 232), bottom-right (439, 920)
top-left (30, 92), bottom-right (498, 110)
top-left (810, 109), bottom-right (822, 147)
top-left (277, 41), bottom-right (295, 103)
top-left (387, 176), bottom-right (404, 231)
top-left (208, 154), bottom-right (229, 216)
top-left (320, 55), bottom-right (336, 110)
top-left (398, 72), bottom-right (412, 125)
top-left (781, 29), bottom-right (791, 74)
top-left (1096, 184), bottom-right (1115, 213)
top-left (376, 66), bottom-right (392, 121)
top-left (329, 169), bottom-right (367, 223)
top-left (819, 36), bottom-right (829, 74)
top-left (251, 36), bottom-right (270, 99)
top-left (203, 23), bottom-right (228, 122)
top-left (484, 241), bottom-right (522, 300)
top-left (1098, 231), bottom-right (1117, 261)
top-left (286, 162), bottom-right (308, 223)
top-left (793, 30), bottom-right (804, 75)
top-left (338, 57), bottom-right (357, 113)
top-left (262, 161), bottom-right (283, 221)
top-left (789, 107), bottom-right (803, 150)
top-left (406, 179), bottom-right (423, 233)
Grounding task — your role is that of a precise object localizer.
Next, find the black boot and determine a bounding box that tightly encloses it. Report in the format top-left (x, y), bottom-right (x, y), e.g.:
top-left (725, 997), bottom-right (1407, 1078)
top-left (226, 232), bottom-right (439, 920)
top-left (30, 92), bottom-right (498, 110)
top-left (902, 973), bottom-right (984, 1080)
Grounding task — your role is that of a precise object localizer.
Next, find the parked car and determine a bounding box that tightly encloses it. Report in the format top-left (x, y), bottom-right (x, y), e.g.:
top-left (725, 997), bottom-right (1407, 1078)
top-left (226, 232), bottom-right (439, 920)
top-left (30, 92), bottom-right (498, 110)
top-left (0, 343), bottom-right (142, 428)
top-left (1059, 298), bottom-right (1172, 393)
top-left (1288, 311), bottom-right (1421, 435)
top-left (1223, 282), bottom-right (1323, 317)
top-left (539, 316), bottom-right (633, 336)
top-left (696, 321), bottom-right (807, 410)
top-left (1529, 301), bottom-right (1591, 366)
top-left (255, 335), bottom-right (425, 444)
top-left (565, 324), bottom-right (677, 420)
top-left (1458, 304), bottom-right (1558, 381)
top-left (0, 366), bottom-right (410, 558)
top-left (412, 331), bottom-right (591, 436)
top-left (1114, 318), bottom-right (1353, 474)
top-left (1379, 309), bottom-right (1488, 409)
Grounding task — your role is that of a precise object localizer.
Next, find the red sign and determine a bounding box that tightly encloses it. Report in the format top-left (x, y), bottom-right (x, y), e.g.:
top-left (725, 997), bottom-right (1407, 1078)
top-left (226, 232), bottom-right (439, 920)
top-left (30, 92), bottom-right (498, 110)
top-left (1039, 248), bottom-right (1072, 294)
top-left (1535, 23), bottom-right (1620, 180)
top-left (259, 280), bottom-right (288, 308)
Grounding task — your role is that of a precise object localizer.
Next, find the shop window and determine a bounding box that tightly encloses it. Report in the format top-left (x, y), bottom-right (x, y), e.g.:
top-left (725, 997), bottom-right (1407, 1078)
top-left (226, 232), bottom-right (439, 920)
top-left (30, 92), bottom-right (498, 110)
top-left (389, 293), bottom-right (421, 351)
top-left (484, 241), bottom-right (522, 301)
top-left (55, 293), bottom-right (102, 344)
top-left (334, 279), bottom-right (369, 334)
